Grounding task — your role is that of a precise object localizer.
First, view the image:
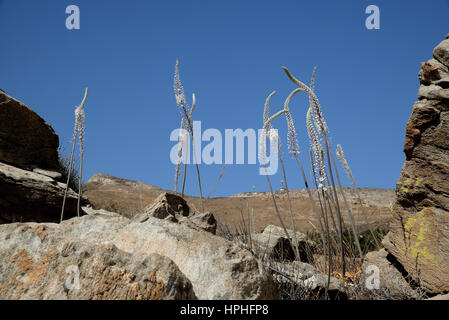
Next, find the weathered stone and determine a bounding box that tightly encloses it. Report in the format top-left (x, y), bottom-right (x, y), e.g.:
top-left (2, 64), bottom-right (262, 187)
top-left (0, 161), bottom-right (87, 223)
top-left (303, 274), bottom-right (347, 299)
top-left (0, 214), bottom-right (278, 300)
top-left (269, 260), bottom-right (346, 300)
top-left (32, 168), bottom-right (62, 180)
top-left (0, 229), bottom-right (195, 300)
top-left (362, 249), bottom-right (418, 299)
top-left (418, 59), bottom-right (449, 85)
top-left (383, 36), bottom-right (449, 294)
top-left (82, 206), bottom-right (121, 217)
top-left (0, 92), bottom-right (59, 170)
top-left (251, 225), bottom-right (315, 263)
top-left (418, 84), bottom-right (449, 101)
top-left (186, 211), bottom-right (217, 234)
top-left (433, 39), bottom-right (449, 68)
top-left (427, 293), bottom-right (449, 300)
top-left (136, 192), bottom-right (190, 222)
top-left (403, 101), bottom-right (440, 158)
top-left (271, 261), bottom-right (317, 281)
top-left (134, 192), bottom-right (217, 234)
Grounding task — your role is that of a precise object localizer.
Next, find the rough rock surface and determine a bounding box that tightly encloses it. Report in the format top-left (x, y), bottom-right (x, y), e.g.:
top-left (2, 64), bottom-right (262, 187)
top-left (303, 274), bottom-right (346, 299)
top-left (0, 234), bottom-right (195, 300)
top-left (252, 225), bottom-right (315, 262)
top-left (0, 161), bottom-right (86, 223)
top-left (362, 249), bottom-right (418, 299)
top-left (0, 91), bottom-right (59, 170)
top-left (269, 260), bottom-right (346, 300)
top-left (383, 36), bottom-right (449, 294)
top-left (134, 192), bottom-right (217, 235)
top-left (0, 213), bottom-right (278, 300)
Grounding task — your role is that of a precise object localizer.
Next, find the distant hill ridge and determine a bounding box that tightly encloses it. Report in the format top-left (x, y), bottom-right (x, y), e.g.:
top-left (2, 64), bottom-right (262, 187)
top-left (83, 173), bottom-right (395, 233)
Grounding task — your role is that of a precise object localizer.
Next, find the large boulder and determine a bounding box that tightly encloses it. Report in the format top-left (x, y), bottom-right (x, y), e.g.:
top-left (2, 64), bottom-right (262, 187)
top-left (0, 91), bottom-right (59, 170)
top-left (383, 36), bottom-right (449, 294)
top-left (0, 162), bottom-right (85, 223)
top-left (0, 213), bottom-right (278, 300)
top-left (0, 238), bottom-right (194, 300)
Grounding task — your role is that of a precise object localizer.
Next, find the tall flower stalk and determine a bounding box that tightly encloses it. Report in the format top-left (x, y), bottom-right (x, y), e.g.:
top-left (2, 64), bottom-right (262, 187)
top-left (174, 60), bottom-right (204, 211)
top-left (281, 66), bottom-right (347, 277)
top-left (61, 87), bottom-right (88, 222)
top-left (262, 92), bottom-right (301, 261)
top-left (174, 118), bottom-right (185, 194)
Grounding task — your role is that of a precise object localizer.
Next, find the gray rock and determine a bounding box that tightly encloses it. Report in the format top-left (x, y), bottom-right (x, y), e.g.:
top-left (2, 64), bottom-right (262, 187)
top-left (135, 192), bottom-right (190, 222)
top-left (427, 293), bottom-right (449, 300)
top-left (0, 91), bottom-right (59, 170)
top-left (0, 214), bottom-right (278, 300)
top-left (433, 39), bottom-right (449, 68)
top-left (417, 84), bottom-right (449, 101)
top-left (303, 274), bottom-right (345, 293)
top-left (134, 192), bottom-right (217, 234)
top-left (270, 260), bottom-right (346, 300)
top-left (82, 206), bottom-right (121, 217)
top-left (271, 261), bottom-right (317, 281)
top-left (0, 161), bottom-right (86, 223)
top-left (362, 249), bottom-right (418, 299)
top-left (32, 168), bottom-right (62, 180)
top-left (0, 233), bottom-right (195, 300)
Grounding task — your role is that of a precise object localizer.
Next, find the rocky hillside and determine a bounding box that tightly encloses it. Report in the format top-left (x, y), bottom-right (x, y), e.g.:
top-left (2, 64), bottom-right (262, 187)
top-left (83, 173), bottom-right (394, 233)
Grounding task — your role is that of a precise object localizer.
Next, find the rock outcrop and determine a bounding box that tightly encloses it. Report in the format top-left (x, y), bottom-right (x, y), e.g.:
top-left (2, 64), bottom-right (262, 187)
top-left (0, 93), bottom-right (84, 223)
top-left (133, 192), bottom-right (217, 234)
top-left (0, 208), bottom-right (278, 300)
top-left (0, 92), bottom-right (59, 170)
top-left (0, 161), bottom-right (85, 223)
top-left (382, 35), bottom-right (449, 294)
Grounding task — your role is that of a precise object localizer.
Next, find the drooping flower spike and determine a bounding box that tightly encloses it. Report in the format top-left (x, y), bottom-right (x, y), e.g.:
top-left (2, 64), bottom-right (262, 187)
top-left (282, 66), bottom-right (328, 135)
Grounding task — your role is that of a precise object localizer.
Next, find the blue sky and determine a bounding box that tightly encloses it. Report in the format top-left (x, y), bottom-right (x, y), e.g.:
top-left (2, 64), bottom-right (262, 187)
top-left (0, 0), bottom-right (448, 197)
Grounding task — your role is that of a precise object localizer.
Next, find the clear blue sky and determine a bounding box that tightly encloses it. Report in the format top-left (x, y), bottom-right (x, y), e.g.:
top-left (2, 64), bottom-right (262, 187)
top-left (1, 0), bottom-right (448, 197)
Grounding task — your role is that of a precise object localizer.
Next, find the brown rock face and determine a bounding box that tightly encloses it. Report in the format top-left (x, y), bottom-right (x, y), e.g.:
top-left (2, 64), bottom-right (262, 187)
top-left (0, 91), bottom-right (59, 170)
top-left (383, 36), bottom-right (449, 294)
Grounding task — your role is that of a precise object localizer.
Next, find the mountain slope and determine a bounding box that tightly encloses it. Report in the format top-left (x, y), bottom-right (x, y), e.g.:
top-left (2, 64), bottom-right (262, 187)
top-left (83, 173), bottom-right (395, 233)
